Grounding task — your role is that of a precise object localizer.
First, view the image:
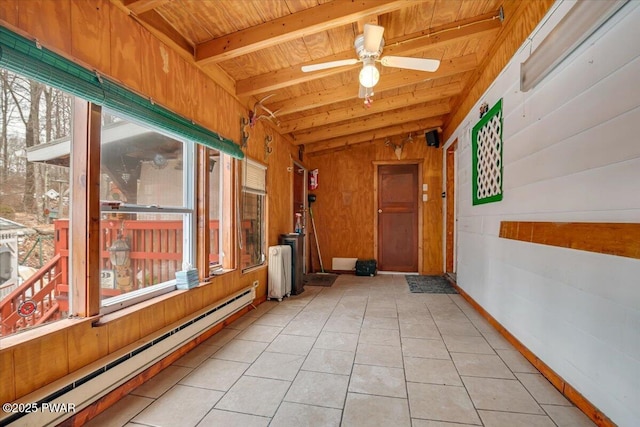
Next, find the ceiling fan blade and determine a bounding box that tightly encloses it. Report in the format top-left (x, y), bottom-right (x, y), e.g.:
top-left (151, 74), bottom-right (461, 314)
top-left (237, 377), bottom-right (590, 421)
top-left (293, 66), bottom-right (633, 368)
top-left (301, 59), bottom-right (359, 72)
top-left (380, 56), bottom-right (440, 72)
top-left (363, 23), bottom-right (384, 52)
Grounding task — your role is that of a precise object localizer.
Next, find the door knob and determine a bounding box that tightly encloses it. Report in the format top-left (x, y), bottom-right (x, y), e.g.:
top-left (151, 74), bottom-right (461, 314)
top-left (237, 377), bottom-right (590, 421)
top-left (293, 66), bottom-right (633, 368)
top-left (378, 209), bottom-right (382, 213)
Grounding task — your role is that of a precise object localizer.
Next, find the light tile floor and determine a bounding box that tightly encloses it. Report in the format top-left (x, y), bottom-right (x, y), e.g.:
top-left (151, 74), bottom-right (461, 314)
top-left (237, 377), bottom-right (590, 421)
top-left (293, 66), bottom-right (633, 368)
top-left (85, 274), bottom-right (595, 427)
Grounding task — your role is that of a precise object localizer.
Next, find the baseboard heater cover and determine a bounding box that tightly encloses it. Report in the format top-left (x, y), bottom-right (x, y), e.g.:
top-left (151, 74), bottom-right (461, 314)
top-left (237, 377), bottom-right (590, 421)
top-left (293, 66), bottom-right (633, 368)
top-left (332, 257), bottom-right (357, 271)
top-left (1, 286), bottom-right (255, 426)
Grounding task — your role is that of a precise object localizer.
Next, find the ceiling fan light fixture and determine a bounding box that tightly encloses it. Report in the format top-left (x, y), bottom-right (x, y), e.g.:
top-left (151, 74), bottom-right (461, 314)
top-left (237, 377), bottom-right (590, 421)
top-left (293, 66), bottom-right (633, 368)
top-left (359, 62), bottom-right (380, 88)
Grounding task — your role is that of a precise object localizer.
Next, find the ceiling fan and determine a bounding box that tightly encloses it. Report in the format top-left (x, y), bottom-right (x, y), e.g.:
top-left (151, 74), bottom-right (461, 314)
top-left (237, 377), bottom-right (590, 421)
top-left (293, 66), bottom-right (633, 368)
top-left (301, 24), bottom-right (440, 99)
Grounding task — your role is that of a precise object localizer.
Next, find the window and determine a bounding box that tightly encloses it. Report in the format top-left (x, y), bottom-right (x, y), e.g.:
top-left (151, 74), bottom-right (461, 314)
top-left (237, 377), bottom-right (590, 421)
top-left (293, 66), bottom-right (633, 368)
top-left (240, 159), bottom-right (267, 270)
top-left (0, 70), bottom-right (73, 337)
top-left (99, 112), bottom-right (195, 312)
top-left (0, 26), bottom-right (244, 322)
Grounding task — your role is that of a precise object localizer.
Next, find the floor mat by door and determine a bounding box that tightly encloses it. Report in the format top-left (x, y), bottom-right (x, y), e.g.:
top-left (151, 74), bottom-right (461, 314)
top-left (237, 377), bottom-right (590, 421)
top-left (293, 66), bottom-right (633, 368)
top-left (405, 275), bottom-right (458, 294)
top-left (303, 273), bottom-right (338, 287)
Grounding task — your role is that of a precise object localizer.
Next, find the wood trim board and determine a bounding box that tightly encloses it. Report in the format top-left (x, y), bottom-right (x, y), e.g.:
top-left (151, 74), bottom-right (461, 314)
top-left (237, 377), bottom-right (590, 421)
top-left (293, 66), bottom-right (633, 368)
top-left (499, 221), bottom-right (640, 260)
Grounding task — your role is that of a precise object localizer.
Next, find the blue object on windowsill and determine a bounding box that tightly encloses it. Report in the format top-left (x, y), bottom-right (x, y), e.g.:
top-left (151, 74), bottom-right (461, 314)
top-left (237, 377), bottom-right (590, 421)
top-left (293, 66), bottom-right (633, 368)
top-left (176, 268), bottom-right (199, 289)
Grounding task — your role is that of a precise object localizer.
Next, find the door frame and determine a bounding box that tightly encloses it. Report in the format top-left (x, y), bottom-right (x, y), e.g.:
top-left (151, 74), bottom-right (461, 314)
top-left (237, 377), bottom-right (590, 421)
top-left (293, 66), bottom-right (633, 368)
top-left (373, 160), bottom-right (423, 273)
top-left (445, 140), bottom-right (458, 274)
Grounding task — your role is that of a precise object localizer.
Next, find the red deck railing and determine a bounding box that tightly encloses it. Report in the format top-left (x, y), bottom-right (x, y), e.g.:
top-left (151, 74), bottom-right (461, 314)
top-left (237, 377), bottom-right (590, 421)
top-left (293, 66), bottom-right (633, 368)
top-left (0, 254), bottom-right (63, 335)
top-left (0, 218), bottom-right (254, 335)
top-left (54, 218), bottom-right (222, 290)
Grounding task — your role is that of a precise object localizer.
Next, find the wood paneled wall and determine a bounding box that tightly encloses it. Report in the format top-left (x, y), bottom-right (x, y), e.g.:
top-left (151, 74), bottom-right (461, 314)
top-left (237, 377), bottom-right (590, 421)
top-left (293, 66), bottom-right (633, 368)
top-left (307, 139), bottom-right (443, 274)
top-left (0, 0), bottom-right (293, 404)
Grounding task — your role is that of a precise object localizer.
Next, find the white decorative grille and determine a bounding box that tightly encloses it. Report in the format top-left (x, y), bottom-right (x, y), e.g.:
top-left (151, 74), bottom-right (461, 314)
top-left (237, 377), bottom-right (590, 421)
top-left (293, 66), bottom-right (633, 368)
top-left (472, 99), bottom-right (503, 205)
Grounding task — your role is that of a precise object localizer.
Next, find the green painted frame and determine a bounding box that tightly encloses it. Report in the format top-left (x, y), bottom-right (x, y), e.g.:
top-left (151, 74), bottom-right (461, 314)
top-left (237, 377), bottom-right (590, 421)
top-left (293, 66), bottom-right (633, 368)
top-left (471, 98), bottom-right (503, 205)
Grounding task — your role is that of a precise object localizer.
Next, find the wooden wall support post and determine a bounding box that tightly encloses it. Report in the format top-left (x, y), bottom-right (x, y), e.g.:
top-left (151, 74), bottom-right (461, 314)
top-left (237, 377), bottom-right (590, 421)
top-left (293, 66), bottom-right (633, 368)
top-left (70, 100), bottom-right (102, 317)
top-left (196, 145), bottom-right (210, 279)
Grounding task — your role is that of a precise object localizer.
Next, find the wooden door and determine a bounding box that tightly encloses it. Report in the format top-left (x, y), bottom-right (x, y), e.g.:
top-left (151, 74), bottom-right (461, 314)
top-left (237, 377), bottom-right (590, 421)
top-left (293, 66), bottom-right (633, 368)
top-left (377, 164), bottom-right (418, 272)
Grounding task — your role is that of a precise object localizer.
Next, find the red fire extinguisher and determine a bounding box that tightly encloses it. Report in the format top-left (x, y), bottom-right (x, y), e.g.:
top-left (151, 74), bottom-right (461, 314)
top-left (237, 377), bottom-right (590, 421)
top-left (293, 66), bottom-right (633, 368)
top-left (309, 169), bottom-right (318, 190)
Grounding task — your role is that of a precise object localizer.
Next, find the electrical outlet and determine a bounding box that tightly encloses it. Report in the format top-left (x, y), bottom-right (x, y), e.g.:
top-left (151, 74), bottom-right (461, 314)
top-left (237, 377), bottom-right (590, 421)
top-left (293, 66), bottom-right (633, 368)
top-left (252, 280), bottom-right (259, 288)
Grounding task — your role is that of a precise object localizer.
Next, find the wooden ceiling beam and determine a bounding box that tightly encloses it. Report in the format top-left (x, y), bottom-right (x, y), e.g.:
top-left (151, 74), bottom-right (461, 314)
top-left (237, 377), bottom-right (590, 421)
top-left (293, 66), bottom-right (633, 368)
top-left (279, 82), bottom-right (461, 133)
top-left (269, 54), bottom-right (477, 116)
top-left (124, 0), bottom-right (171, 16)
top-left (236, 14), bottom-right (500, 98)
top-left (133, 9), bottom-right (194, 54)
top-left (291, 103), bottom-right (451, 145)
top-left (237, 51), bottom-right (358, 98)
top-left (195, 0), bottom-right (420, 65)
top-left (305, 117), bottom-right (445, 154)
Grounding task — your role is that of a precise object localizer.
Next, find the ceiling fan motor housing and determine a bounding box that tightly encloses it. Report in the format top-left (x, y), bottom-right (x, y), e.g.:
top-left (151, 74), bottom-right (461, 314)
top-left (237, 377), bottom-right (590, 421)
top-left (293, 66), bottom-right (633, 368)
top-left (355, 34), bottom-right (384, 59)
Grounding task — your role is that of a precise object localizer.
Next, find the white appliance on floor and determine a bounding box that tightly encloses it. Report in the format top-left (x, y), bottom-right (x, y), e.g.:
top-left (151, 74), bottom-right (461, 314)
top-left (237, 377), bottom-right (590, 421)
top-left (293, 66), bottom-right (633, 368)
top-left (267, 245), bottom-right (292, 301)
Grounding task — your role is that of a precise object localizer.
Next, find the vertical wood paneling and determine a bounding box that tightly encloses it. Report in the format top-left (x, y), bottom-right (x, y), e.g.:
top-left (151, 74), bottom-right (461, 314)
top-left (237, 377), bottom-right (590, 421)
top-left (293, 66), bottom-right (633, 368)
top-left (0, 0), bottom-right (19, 26)
top-left (109, 5), bottom-right (143, 93)
top-left (67, 321), bottom-right (109, 372)
top-left (140, 30), bottom-right (169, 108)
top-left (267, 131), bottom-right (294, 246)
top-left (194, 70), bottom-right (217, 131)
top-left (309, 149), bottom-right (368, 270)
top-left (138, 305), bottom-right (166, 338)
top-left (308, 147), bottom-right (374, 271)
top-left (70, 0), bottom-right (111, 75)
top-left (13, 330), bottom-right (69, 398)
top-left (217, 89), bottom-right (243, 142)
top-left (0, 349), bottom-right (15, 403)
top-left (107, 313), bottom-right (141, 354)
top-left (168, 55), bottom-right (194, 119)
top-left (18, 0), bottom-right (72, 55)
top-left (184, 286), bottom-right (206, 315)
top-left (308, 137), bottom-right (443, 274)
top-left (1, 0), bottom-right (274, 405)
top-left (188, 68), bottom-right (203, 124)
top-left (163, 293), bottom-right (187, 326)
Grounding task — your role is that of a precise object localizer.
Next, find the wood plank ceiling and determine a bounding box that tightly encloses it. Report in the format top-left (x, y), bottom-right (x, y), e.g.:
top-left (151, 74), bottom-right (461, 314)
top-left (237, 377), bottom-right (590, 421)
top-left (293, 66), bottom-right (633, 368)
top-left (118, 0), bottom-right (507, 155)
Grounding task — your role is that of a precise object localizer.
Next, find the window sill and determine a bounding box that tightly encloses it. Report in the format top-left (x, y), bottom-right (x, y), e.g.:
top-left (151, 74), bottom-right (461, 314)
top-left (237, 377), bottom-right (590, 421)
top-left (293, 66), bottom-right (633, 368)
top-left (96, 268), bottom-right (239, 326)
top-left (207, 267), bottom-right (235, 279)
top-left (241, 263), bottom-right (267, 275)
top-left (0, 270), bottom-right (240, 348)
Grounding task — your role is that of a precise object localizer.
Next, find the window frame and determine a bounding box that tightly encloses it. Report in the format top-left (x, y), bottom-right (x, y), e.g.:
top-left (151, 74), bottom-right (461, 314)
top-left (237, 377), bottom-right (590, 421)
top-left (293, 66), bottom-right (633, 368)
top-left (97, 111), bottom-right (197, 314)
top-left (240, 158), bottom-right (267, 271)
top-left (0, 27), bottom-right (245, 332)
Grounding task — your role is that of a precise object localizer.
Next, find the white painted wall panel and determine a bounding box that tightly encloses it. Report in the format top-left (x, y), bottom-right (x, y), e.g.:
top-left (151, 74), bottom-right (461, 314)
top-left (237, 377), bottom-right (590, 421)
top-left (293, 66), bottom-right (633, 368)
top-left (446, 1), bottom-right (640, 425)
top-left (506, 106), bottom-right (640, 190)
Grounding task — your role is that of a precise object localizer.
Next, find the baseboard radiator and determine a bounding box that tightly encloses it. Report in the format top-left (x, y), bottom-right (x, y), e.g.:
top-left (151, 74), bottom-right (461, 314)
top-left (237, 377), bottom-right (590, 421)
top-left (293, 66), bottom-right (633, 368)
top-left (2, 286), bottom-right (255, 426)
